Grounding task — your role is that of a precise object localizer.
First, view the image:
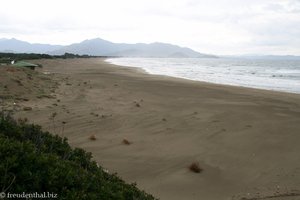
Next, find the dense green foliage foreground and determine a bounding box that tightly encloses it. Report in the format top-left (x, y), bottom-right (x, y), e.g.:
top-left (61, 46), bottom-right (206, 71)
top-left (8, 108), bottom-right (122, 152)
top-left (0, 113), bottom-right (156, 200)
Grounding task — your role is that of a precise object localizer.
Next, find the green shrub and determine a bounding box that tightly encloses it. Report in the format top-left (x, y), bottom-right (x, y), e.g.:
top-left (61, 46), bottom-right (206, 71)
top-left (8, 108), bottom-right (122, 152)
top-left (0, 113), bottom-right (156, 200)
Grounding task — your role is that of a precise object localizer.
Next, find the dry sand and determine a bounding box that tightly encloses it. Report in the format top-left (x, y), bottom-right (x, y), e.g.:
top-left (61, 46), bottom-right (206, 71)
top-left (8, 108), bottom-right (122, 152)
top-left (1, 58), bottom-right (300, 200)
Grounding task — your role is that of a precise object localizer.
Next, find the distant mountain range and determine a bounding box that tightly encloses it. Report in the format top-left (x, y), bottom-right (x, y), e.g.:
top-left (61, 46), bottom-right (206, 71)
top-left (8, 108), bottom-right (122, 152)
top-left (0, 38), bottom-right (63, 54)
top-left (0, 38), bottom-right (217, 58)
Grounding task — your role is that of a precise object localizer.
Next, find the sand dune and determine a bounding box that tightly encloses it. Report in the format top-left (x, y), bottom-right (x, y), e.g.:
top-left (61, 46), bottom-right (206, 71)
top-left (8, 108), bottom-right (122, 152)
top-left (2, 58), bottom-right (300, 200)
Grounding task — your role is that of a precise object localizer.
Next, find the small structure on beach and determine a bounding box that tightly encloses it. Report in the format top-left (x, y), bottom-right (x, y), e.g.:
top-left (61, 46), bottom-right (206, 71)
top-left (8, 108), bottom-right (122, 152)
top-left (12, 61), bottom-right (39, 70)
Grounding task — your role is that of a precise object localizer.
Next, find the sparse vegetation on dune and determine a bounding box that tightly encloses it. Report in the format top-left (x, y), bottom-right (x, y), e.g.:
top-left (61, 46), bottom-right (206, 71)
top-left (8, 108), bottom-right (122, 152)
top-left (0, 66), bottom-right (57, 105)
top-left (0, 113), bottom-right (156, 200)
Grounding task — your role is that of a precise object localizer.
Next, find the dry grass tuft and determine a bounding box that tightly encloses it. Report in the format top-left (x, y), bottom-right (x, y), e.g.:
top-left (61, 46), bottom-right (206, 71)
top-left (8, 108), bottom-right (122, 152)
top-left (18, 117), bottom-right (28, 124)
top-left (89, 134), bottom-right (97, 141)
top-left (122, 139), bottom-right (131, 145)
top-left (188, 162), bottom-right (202, 173)
top-left (23, 107), bottom-right (32, 111)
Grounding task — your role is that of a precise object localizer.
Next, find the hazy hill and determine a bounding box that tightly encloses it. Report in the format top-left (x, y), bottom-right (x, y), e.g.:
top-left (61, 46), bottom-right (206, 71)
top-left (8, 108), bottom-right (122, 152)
top-left (50, 38), bottom-right (217, 58)
top-left (50, 38), bottom-right (119, 56)
top-left (0, 38), bottom-right (217, 58)
top-left (0, 38), bottom-right (62, 53)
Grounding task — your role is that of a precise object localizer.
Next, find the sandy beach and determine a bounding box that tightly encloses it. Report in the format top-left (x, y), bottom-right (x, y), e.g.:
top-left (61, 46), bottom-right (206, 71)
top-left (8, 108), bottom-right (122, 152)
top-left (1, 58), bottom-right (300, 200)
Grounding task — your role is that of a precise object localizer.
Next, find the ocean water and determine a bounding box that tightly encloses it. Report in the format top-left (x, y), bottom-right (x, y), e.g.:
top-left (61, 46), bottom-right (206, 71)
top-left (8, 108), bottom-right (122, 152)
top-left (106, 58), bottom-right (300, 94)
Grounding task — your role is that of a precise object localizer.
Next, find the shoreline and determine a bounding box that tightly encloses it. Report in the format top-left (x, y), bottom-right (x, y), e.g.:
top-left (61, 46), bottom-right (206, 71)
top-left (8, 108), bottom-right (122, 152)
top-left (106, 57), bottom-right (300, 95)
top-left (105, 58), bottom-right (300, 100)
top-left (3, 58), bottom-right (300, 200)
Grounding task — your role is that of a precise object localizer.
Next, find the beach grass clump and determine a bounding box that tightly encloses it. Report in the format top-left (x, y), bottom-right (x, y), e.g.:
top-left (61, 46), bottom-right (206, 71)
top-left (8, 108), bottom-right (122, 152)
top-left (122, 139), bottom-right (131, 145)
top-left (89, 134), bottom-right (97, 141)
top-left (0, 112), bottom-right (156, 200)
top-left (189, 162), bottom-right (203, 173)
top-left (17, 117), bottom-right (28, 124)
top-left (23, 106), bottom-right (33, 111)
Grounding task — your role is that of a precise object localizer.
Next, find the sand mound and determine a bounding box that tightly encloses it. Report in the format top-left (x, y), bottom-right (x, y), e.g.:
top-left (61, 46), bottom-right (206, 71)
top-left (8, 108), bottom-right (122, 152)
top-left (0, 66), bottom-right (58, 112)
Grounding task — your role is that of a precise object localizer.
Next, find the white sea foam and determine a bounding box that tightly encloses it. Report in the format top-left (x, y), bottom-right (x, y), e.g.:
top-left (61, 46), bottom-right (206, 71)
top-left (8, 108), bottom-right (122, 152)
top-left (106, 58), bottom-right (300, 94)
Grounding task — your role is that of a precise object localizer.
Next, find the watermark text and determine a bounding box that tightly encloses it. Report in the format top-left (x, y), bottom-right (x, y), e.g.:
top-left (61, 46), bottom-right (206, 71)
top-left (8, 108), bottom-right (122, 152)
top-left (0, 192), bottom-right (57, 199)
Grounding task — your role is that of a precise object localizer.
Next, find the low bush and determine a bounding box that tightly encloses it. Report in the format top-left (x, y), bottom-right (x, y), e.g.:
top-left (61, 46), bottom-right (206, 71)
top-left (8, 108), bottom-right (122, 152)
top-left (0, 113), bottom-right (156, 200)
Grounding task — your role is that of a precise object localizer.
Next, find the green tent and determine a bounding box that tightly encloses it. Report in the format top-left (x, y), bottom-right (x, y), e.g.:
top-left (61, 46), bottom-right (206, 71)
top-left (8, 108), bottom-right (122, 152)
top-left (13, 61), bottom-right (38, 70)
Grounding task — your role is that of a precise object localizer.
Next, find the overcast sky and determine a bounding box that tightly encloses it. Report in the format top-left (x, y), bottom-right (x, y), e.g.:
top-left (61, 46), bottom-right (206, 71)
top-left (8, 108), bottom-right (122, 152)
top-left (0, 0), bottom-right (300, 55)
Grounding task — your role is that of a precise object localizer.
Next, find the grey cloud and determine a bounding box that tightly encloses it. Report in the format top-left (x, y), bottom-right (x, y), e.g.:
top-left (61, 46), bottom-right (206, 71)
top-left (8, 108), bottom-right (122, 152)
top-left (263, 3), bottom-right (286, 12)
